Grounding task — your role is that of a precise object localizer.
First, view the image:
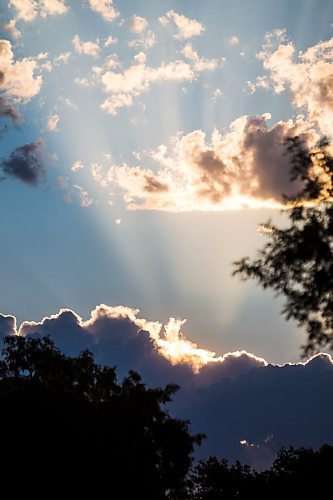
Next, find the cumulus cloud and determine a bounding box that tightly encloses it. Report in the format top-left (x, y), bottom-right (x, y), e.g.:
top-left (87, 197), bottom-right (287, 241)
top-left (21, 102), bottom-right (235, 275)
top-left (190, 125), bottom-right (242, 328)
top-left (130, 15), bottom-right (148, 34)
top-left (71, 160), bottom-right (84, 171)
top-left (88, 0), bottom-right (118, 22)
top-left (104, 36), bottom-right (117, 47)
top-left (54, 52), bottom-right (71, 65)
top-left (228, 35), bottom-right (239, 46)
top-left (159, 10), bottom-right (205, 40)
top-left (47, 113), bottom-right (59, 131)
top-left (1, 19), bottom-right (21, 39)
top-left (94, 113), bottom-right (317, 211)
top-left (0, 39), bottom-right (42, 101)
top-left (0, 314), bottom-right (16, 339)
top-left (128, 31), bottom-right (156, 49)
top-left (0, 139), bottom-right (45, 186)
top-left (2, 303), bottom-right (333, 469)
top-left (99, 49), bottom-right (219, 115)
top-left (9, 0), bottom-right (68, 21)
top-left (0, 96), bottom-right (20, 122)
top-left (256, 33), bottom-right (333, 136)
top-left (72, 35), bottom-right (100, 57)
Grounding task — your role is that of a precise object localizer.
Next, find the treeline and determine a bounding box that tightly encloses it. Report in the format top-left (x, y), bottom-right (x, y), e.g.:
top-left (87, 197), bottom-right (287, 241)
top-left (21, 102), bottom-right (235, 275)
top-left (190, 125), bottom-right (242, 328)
top-left (0, 335), bottom-right (330, 498)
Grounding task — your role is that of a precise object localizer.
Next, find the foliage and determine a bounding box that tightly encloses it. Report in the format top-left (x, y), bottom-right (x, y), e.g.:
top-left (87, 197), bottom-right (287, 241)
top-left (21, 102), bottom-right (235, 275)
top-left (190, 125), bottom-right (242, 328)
top-left (233, 137), bottom-right (333, 356)
top-left (190, 445), bottom-right (333, 499)
top-left (0, 335), bottom-right (203, 498)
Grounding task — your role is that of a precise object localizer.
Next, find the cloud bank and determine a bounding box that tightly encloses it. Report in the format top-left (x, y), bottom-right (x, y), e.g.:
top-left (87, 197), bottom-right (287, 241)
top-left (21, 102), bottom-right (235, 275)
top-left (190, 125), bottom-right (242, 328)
top-left (93, 113), bottom-right (317, 211)
top-left (1, 304), bottom-right (333, 469)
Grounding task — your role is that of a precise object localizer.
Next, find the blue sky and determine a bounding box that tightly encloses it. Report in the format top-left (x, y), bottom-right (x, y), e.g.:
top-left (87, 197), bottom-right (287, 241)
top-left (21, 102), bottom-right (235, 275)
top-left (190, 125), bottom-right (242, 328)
top-left (1, 0), bottom-right (333, 365)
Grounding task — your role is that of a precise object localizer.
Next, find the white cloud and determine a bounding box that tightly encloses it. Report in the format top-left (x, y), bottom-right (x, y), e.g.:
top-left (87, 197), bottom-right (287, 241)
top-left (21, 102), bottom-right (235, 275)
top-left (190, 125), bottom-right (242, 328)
top-left (228, 35), bottom-right (239, 46)
top-left (88, 0), bottom-right (118, 22)
top-left (54, 52), bottom-right (71, 64)
top-left (247, 75), bottom-right (270, 93)
top-left (130, 15), bottom-right (148, 34)
top-left (96, 114), bottom-right (318, 211)
top-left (74, 77), bottom-right (92, 87)
top-left (74, 184), bottom-right (94, 207)
top-left (9, 0), bottom-right (68, 21)
top-left (71, 160), bottom-right (84, 171)
top-left (47, 113), bottom-right (59, 131)
top-left (181, 43), bottom-right (219, 71)
top-left (0, 39), bottom-right (42, 100)
top-left (91, 163), bottom-right (108, 187)
top-left (159, 10), bottom-right (205, 40)
top-left (99, 49), bottom-right (218, 115)
top-left (40, 0), bottom-right (68, 16)
top-left (128, 30), bottom-right (156, 49)
top-left (257, 34), bottom-right (333, 136)
top-left (73, 35), bottom-right (100, 57)
top-left (1, 19), bottom-right (21, 39)
top-left (104, 35), bottom-right (118, 47)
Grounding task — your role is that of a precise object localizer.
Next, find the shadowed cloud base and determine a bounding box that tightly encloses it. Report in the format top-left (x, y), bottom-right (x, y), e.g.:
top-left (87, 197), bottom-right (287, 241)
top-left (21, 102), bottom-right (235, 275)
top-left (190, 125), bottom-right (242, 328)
top-left (1, 304), bottom-right (332, 470)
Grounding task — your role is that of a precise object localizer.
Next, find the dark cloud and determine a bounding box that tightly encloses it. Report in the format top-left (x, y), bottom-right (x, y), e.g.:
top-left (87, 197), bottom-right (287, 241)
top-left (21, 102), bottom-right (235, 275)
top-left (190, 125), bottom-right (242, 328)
top-left (3, 305), bottom-right (333, 469)
top-left (0, 96), bottom-right (20, 122)
top-left (0, 314), bottom-right (16, 339)
top-left (175, 354), bottom-right (333, 470)
top-left (1, 139), bottom-right (45, 186)
top-left (243, 116), bottom-right (304, 199)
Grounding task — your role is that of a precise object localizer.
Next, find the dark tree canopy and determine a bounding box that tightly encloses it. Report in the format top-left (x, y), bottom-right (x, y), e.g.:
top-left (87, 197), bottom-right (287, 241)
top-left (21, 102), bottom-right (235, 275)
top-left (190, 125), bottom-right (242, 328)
top-left (0, 335), bottom-right (203, 498)
top-left (190, 445), bottom-right (333, 499)
top-left (233, 137), bottom-right (333, 356)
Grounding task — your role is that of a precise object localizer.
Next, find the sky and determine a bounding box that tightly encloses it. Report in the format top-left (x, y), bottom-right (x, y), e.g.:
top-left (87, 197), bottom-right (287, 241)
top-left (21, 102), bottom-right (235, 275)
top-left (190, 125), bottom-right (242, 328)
top-left (1, 0), bottom-right (333, 467)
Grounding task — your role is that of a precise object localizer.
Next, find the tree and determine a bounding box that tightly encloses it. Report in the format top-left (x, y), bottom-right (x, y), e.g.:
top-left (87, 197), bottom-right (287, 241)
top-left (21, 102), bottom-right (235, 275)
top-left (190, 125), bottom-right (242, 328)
top-left (233, 137), bottom-right (333, 356)
top-left (190, 445), bottom-right (333, 499)
top-left (0, 335), bottom-right (203, 498)
top-left (190, 456), bottom-right (256, 499)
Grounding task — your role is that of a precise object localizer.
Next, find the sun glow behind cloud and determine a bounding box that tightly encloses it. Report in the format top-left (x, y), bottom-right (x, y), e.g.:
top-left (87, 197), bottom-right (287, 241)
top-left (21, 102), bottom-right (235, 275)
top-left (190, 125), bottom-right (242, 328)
top-left (1, 0), bottom-right (333, 365)
top-left (12, 304), bottom-right (333, 374)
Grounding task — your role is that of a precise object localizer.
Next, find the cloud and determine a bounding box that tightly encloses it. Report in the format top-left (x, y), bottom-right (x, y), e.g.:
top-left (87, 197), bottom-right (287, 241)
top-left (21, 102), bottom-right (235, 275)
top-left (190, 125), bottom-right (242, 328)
top-left (256, 33), bottom-right (333, 136)
top-left (71, 160), bottom-right (84, 171)
top-left (9, 0), bottom-right (68, 21)
top-left (54, 52), bottom-right (71, 65)
top-left (130, 15), bottom-right (148, 34)
top-left (72, 35), bottom-right (100, 57)
top-left (99, 49), bottom-right (219, 115)
top-left (228, 35), bottom-right (239, 46)
top-left (159, 10), bottom-right (205, 40)
top-left (0, 96), bottom-right (20, 122)
top-left (88, 0), bottom-right (118, 22)
top-left (104, 36), bottom-right (117, 47)
top-left (3, 303), bottom-right (333, 469)
top-left (0, 139), bottom-right (45, 186)
top-left (73, 184), bottom-right (94, 207)
top-left (47, 113), bottom-right (59, 131)
top-left (95, 113), bottom-right (318, 211)
top-left (128, 31), bottom-right (156, 49)
top-left (1, 19), bottom-right (21, 39)
top-left (0, 314), bottom-right (16, 339)
top-left (0, 39), bottom-right (42, 101)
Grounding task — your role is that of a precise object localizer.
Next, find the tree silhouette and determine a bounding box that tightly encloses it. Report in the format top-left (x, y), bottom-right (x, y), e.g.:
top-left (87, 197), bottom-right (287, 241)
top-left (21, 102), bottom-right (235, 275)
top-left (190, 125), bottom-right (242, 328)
top-left (0, 335), bottom-right (203, 498)
top-left (233, 137), bottom-right (333, 356)
top-left (190, 445), bottom-right (333, 499)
